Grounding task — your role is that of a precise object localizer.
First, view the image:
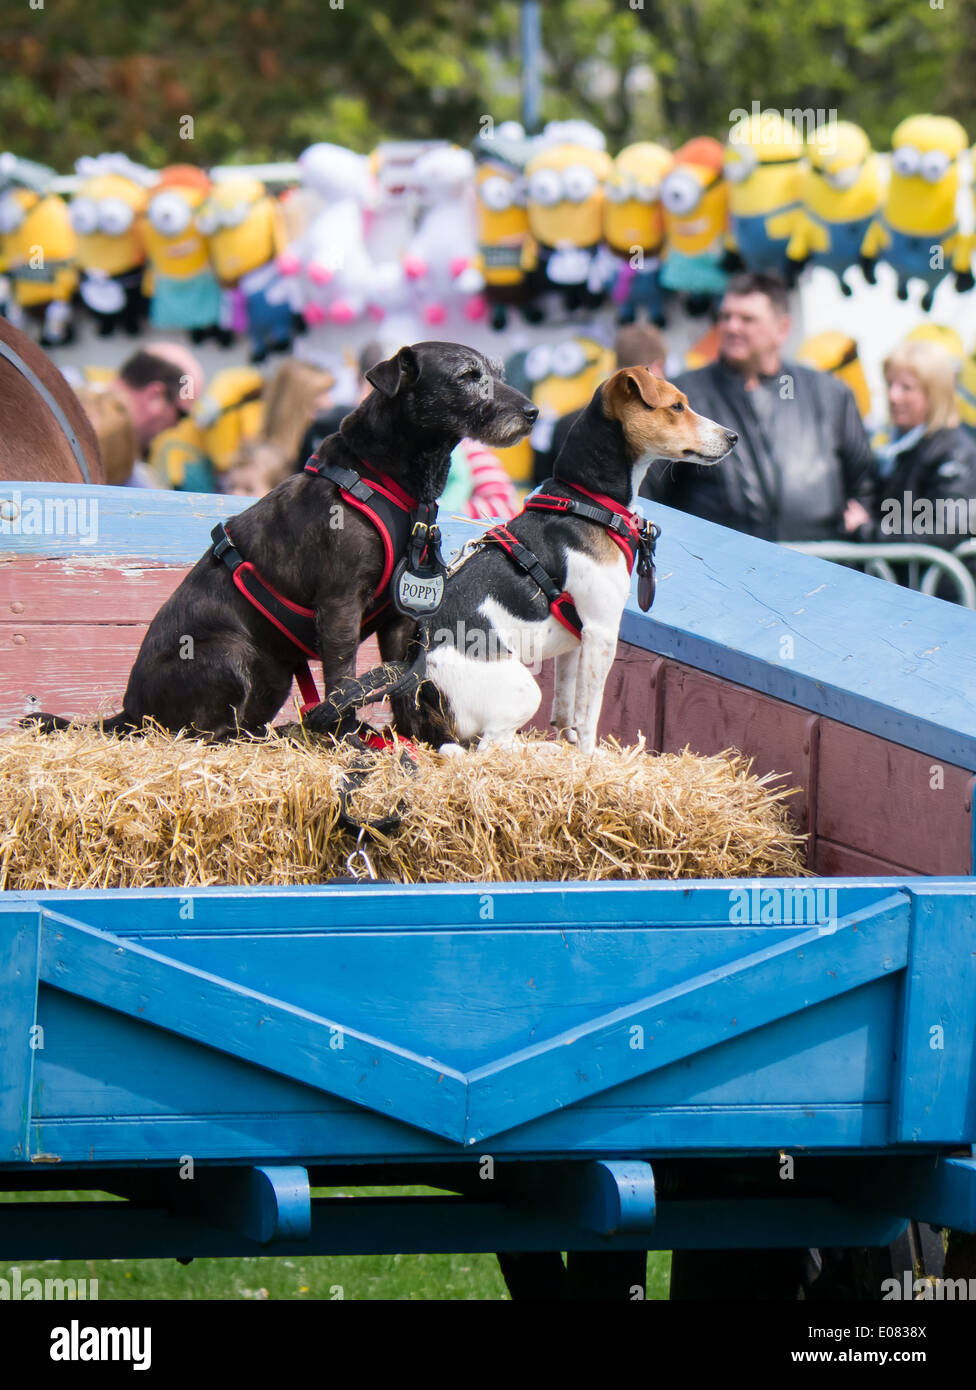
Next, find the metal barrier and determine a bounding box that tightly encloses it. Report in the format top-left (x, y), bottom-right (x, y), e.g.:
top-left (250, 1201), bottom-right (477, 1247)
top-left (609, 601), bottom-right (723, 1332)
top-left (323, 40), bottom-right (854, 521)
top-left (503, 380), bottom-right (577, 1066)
top-left (784, 541), bottom-right (976, 609)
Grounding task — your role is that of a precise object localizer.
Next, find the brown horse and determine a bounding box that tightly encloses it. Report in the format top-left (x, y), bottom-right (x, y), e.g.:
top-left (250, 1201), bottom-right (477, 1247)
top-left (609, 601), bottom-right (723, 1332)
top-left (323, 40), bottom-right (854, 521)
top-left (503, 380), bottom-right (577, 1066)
top-left (0, 316), bottom-right (103, 483)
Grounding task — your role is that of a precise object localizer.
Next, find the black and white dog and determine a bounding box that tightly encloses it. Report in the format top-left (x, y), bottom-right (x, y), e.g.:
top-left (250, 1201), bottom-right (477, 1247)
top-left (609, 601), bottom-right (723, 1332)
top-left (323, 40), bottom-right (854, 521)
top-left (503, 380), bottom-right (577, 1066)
top-left (395, 366), bottom-right (736, 753)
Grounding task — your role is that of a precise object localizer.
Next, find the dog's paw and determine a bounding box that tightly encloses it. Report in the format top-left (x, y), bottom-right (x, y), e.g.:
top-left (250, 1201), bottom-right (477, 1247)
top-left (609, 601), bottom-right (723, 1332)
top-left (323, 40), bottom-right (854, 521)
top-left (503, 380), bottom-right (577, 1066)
top-left (437, 742), bottom-right (466, 759)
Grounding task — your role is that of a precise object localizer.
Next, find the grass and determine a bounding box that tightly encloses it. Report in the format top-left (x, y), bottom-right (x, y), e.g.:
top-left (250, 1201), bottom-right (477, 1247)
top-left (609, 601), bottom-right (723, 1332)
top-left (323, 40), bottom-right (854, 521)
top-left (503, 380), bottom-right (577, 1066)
top-left (0, 1188), bottom-right (671, 1300)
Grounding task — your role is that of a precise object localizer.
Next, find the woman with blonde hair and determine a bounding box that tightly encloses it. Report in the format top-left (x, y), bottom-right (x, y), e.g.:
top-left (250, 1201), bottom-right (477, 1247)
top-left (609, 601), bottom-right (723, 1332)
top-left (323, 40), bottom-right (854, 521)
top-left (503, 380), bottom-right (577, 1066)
top-left (222, 356), bottom-right (334, 495)
top-left (873, 336), bottom-right (976, 598)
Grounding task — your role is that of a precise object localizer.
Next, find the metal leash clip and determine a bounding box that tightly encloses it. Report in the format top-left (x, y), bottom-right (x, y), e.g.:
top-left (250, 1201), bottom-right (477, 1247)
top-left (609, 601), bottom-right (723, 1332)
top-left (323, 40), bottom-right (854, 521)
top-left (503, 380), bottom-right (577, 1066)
top-left (345, 828), bottom-right (378, 881)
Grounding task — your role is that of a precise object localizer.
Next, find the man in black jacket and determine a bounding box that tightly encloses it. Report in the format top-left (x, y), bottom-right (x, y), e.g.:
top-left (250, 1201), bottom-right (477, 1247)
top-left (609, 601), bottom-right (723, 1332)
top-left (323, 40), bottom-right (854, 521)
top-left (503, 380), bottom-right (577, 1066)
top-left (641, 272), bottom-right (878, 542)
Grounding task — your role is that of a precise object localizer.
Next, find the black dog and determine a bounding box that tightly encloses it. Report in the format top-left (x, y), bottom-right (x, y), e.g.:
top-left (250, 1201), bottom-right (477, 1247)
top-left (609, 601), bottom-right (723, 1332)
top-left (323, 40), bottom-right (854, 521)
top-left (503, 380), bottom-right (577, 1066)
top-left (30, 342), bottom-right (537, 738)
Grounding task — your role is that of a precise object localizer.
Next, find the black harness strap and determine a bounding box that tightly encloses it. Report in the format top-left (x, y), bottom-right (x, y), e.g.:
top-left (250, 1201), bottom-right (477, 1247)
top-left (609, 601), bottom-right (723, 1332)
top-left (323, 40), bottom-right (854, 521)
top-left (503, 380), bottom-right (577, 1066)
top-left (211, 522), bottom-right (319, 658)
top-left (480, 480), bottom-right (661, 633)
top-left (481, 523), bottom-right (583, 637)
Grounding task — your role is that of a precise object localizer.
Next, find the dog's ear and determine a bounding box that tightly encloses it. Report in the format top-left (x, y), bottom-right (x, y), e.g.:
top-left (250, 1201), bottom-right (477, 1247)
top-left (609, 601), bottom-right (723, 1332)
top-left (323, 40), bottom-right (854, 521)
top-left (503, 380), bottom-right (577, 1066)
top-left (366, 346), bottom-right (421, 398)
top-left (619, 366), bottom-right (666, 409)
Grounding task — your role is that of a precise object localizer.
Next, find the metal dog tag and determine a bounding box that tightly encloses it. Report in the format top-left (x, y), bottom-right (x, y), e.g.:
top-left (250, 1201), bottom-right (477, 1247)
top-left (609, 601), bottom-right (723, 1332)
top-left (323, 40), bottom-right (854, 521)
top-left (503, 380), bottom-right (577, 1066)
top-left (392, 561), bottom-right (445, 617)
top-left (637, 565), bottom-right (656, 612)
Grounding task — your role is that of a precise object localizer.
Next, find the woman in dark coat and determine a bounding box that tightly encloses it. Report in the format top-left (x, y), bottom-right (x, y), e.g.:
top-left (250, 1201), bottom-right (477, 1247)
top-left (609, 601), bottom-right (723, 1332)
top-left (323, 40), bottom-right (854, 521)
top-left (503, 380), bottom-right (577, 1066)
top-left (873, 338), bottom-right (976, 603)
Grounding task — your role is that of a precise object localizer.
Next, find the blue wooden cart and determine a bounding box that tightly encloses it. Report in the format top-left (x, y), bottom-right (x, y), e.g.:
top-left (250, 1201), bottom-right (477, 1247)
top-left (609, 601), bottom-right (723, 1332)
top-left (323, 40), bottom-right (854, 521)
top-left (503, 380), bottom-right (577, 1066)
top-left (2, 483), bottom-right (975, 1299)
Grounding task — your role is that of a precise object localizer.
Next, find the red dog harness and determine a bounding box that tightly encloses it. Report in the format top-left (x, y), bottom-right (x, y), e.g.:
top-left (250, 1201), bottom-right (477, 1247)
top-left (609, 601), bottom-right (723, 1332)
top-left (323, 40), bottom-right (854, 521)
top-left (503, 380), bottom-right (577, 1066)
top-left (481, 478), bottom-right (660, 637)
top-left (211, 457), bottom-right (440, 715)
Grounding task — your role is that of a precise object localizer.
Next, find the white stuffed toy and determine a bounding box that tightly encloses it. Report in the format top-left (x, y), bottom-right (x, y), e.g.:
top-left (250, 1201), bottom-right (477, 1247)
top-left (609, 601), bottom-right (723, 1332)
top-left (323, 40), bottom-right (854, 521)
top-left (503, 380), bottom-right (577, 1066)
top-left (276, 143), bottom-right (380, 326)
top-left (403, 146), bottom-right (487, 327)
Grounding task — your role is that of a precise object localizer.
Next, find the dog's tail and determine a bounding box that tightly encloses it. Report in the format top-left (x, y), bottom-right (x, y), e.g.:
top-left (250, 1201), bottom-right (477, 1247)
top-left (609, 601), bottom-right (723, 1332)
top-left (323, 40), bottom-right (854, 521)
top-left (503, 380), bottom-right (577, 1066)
top-left (21, 711), bottom-right (136, 736)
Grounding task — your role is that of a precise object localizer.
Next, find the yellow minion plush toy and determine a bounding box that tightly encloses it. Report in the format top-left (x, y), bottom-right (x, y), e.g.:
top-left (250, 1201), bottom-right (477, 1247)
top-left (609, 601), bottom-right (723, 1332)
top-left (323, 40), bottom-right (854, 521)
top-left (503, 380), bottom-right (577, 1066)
top-left (0, 153), bottom-right (77, 345)
top-left (70, 154), bottom-right (154, 336)
top-left (143, 165), bottom-right (227, 343)
top-left (471, 122), bottom-right (534, 331)
top-left (192, 365), bottom-right (265, 478)
top-left (796, 332), bottom-right (873, 420)
top-left (723, 111), bottom-right (805, 278)
top-left (197, 176), bottom-right (293, 363)
top-left (659, 137), bottom-right (729, 314)
top-left (496, 335), bottom-right (615, 484)
top-left (148, 414), bottom-right (212, 492)
top-left (786, 121), bottom-right (882, 295)
top-left (603, 142), bottom-right (674, 326)
top-left (524, 122), bottom-right (612, 313)
top-left (861, 115), bottom-right (972, 311)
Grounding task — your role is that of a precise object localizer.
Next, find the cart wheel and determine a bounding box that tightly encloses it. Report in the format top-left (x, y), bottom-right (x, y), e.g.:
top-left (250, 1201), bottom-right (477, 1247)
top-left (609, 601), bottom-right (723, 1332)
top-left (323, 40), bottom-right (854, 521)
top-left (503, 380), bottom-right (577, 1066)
top-left (945, 1228), bottom-right (976, 1281)
top-left (669, 1247), bottom-right (817, 1300)
top-left (497, 1250), bottom-right (647, 1300)
top-left (807, 1222), bottom-right (947, 1300)
top-left (670, 1223), bottom-right (947, 1301)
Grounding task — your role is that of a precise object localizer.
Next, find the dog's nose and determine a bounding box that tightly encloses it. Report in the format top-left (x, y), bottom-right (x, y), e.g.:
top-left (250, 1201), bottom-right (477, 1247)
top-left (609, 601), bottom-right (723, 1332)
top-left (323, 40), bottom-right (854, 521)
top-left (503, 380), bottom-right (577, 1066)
top-left (522, 403), bottom-right (540, 423)
top-left (725, 430), bottom-right (738, 446)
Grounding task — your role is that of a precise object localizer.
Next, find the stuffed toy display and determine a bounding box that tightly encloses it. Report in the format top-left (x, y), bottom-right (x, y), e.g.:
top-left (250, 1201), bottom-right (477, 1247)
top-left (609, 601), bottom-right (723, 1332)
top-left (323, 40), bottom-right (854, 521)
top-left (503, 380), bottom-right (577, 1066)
top-left (786, 122), bottom-right (882, 296)
top-left (659, 137), bottom-right (729, 314)
top-left (277, 142), bottom-right (386, 328)
top-left (602, 141), bottom-right (674, 326)
top-left (471, 122), bottom-right (535, 331)
top-left (70, 154), bottom-right (154, 336)
top-left (0, 153), bottom-right (77, 345)
top-left (523, 122), bottom-right (612, 315)
top-left (723, 110), bottom-right (804, 278)
top-left (143, 164), bottom-right (226, 342)
top-left (198, 175), bottom-right (294, 362)
top-left (403, 145), bottom-right (487, 328)
top-left (861, 115), bottom-right (973, 311)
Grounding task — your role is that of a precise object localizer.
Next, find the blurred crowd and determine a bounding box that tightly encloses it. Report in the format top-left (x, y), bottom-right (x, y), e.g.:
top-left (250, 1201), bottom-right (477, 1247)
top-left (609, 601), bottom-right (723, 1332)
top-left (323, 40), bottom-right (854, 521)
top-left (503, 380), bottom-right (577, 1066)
top-left (61, 268), bottom-right (976, 600)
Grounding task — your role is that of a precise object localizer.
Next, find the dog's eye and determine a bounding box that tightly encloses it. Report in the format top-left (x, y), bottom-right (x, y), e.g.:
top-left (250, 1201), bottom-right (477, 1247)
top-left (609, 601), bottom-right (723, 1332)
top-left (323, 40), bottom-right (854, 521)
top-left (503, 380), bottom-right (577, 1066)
top-left (671, 402), bottom-right (684, 412)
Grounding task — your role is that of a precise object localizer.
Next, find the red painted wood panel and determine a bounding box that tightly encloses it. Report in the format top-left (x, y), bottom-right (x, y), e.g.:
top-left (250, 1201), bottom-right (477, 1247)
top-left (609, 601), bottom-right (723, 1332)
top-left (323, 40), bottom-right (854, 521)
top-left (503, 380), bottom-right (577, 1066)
top-left (523, 641), bottom-right (664, 747)
top-left (0, 556), bottom-right (386, 730)
top-left (596, 648), bottom-right (664, 748)
top-left (814, 839), bottom-right (916, 878)
top-left (816, 722), bottom-right (973, 875)
top-left (660, 663), bottom-right (816, 836)
top-left (0, 556), bottom-right (185, 624)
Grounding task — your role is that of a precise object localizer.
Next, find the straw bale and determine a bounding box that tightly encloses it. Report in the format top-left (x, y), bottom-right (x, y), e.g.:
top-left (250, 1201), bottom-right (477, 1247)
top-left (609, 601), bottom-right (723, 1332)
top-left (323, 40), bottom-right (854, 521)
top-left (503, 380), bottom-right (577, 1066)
top-left (0, 726), bottom-right (807, 889)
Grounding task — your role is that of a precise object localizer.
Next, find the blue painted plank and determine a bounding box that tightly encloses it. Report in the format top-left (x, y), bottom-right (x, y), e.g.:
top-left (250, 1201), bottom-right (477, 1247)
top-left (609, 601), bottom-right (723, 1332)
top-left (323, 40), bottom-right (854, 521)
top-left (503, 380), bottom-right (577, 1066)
top-left (23, 1101), bottom-right (901, 1166)
top-left (890, 885), bottom-right (976, 1143)
top-left (0, 906), bottom-right (40, 1161)
top-left (464, 894), bottom-right (911, 1142)
top-left (38, 909), bottom-right (468, 1143)
top-left (848, 1156), bottom-right (976, 1233)
top-left (0, 482), bottom-right (251, 564)
top-left (1, 877), bottom-right (930, 933)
